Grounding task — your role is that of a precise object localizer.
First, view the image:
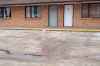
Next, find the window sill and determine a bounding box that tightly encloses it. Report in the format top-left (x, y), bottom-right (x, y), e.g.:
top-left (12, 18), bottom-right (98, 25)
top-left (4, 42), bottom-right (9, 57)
top-left (80, 18), bottom-right (89, 20)
top-left (0, 18), bottom-right (11, 20)
top-left (80, 17), bottom-right (100, 20)
top-left (25, 17), bottom-right (41, 20)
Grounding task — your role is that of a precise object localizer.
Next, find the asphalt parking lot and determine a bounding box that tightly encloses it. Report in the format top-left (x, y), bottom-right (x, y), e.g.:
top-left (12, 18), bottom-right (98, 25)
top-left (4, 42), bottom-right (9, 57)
top-left (0, 30), bottom-right (100, 66)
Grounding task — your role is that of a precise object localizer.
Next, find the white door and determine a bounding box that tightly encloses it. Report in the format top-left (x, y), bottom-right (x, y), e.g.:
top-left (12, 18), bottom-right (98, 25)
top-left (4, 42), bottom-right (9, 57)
top-left (49, 6), bottom-right (58, 27)
top-left (64, 5), bottom-right (73, 26)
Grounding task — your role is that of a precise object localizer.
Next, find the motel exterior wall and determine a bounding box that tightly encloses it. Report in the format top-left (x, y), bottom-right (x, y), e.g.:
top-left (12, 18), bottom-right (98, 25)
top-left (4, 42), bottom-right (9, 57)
top-left (0, 5), bottom-right (64, 28)
top-left (74, 4), bottom-right (100, 28)
top-left (0, 5), bottom-right (48, 28)
top-left (0, 4), bottom-right (100, 28)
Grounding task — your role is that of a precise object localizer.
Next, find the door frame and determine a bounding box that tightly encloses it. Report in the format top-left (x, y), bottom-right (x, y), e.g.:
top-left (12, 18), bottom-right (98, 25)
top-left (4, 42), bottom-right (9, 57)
top-left (48, 5), bottom-right (58, 28)
top-left (63, 4), bottom-right (74, 27)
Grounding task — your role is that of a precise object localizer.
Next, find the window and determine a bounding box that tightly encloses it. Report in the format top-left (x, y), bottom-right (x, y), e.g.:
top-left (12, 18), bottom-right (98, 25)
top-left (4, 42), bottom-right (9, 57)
top-left (81, 4), bottom-right (89, 18)
top-left (81, 3), bottom-right (100, 18)
top-left (89, 4), bottom-right (100, 18)
top-left (25, 6), bottom-right (40, 18)
top-left (0, 7), bottom-right (11, 19)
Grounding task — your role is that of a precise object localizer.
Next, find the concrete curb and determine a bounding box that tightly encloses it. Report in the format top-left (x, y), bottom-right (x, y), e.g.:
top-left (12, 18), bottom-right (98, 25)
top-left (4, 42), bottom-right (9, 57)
top-left (46, 29), bottom-right (100, 32)
top-left (0, 28), bottom-right (100, 32)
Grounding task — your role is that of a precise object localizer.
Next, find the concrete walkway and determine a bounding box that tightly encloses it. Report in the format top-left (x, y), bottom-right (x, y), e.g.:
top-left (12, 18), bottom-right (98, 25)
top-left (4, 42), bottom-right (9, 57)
top-left (0, 30), bottom-right (99, 66)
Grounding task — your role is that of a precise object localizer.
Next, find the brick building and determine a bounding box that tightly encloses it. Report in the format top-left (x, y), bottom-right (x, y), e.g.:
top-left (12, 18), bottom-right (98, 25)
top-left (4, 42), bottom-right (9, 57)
top-left (0, 0), bottom-right (100, 28)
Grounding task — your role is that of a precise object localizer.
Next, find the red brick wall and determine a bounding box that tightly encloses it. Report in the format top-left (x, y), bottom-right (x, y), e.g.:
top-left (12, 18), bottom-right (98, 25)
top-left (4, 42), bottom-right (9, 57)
top-left (73, 4), bottom-right (100, 28)
top-left (58, 5), bottom-right (64, 28)
top-left (0, 5), bottom-right (48, 28)
top-left (0, 5), bottom-right (64, 28)
top-left (1, 4), bottom-right (100, 28)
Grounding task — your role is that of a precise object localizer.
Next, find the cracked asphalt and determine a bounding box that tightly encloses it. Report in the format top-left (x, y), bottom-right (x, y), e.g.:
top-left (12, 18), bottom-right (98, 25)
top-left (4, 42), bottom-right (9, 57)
top-left (0, 30), bottom-right (99, 66)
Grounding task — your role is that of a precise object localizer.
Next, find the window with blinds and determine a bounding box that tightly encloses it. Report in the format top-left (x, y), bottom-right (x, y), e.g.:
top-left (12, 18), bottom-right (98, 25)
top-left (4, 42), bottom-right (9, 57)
top-left (81, 4), bottom-right (89, 18)
top-left (81, 3), bottom-right (100, 18)
top-left (89, 4), bottom-right (100, 18)
top-left (0, 7), bottom-right (11, 19)
top-left (25, 6), bottom-right (40, 18)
